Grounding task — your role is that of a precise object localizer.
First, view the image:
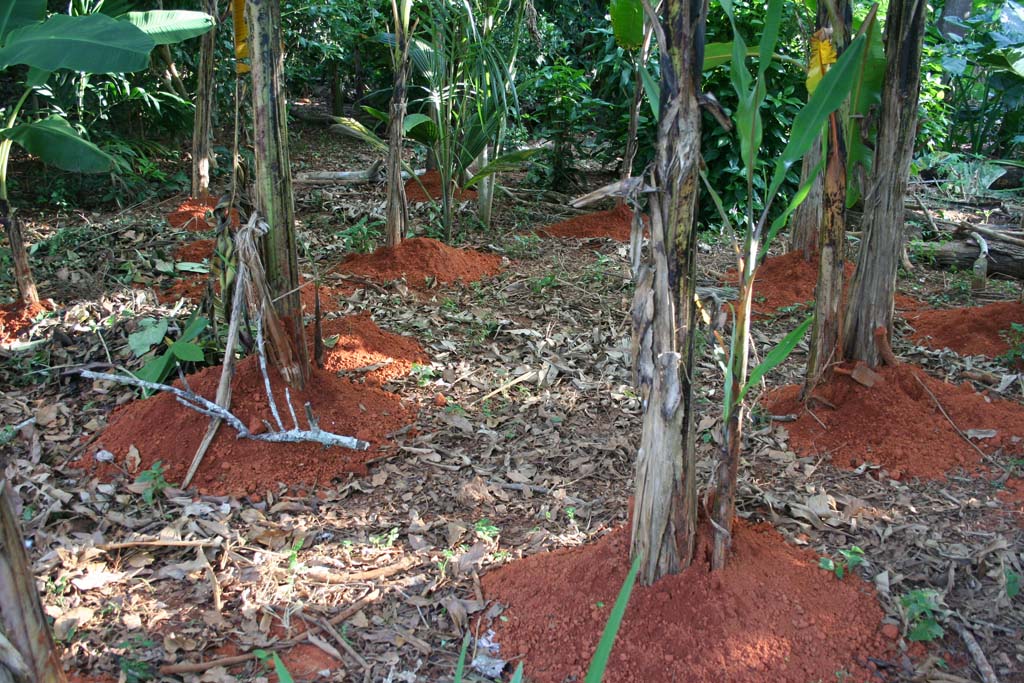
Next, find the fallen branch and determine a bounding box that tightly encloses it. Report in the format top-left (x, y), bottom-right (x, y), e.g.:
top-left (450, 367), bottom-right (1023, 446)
top-left (303, 556), bottom-right (418, 584)
top-left (97, 538), bottom-right (219, 551)
top-left (951, 621), bottom-right (1000, 683)
top-left (80, 370), bottom-right (369, 451)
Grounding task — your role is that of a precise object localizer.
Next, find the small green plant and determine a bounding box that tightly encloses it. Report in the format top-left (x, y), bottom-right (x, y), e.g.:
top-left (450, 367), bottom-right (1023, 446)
top-left (998, 323), bottom-right (1024, 366)
top-left (565, 506), bottom-right (577, 524)
top-left (1006, 569), bottom-right (1020, 600)
top-left (900, 589), bottom-right (946, 642)
top-left (506, 234), bottom-right (542, 259)
top-left (410, 363), bottom-right (437, 387)
top-left (287, 538), bottom-right (304, 572)
top-left (530, 273), bottom-right (558, 293)
top-left (818, 546), bottom-right (865, 580)
top-left (254, 649), bottom-right (295, 683)
top-left (369, 527), bottom-right (399, 549)
top-left (335, 215), bottom-right (384, 253)
top-left (474, 518), bottom-right (500, 542)
top-left (135, 461), bottom-right (171, 505)
top-left (128, 314), bottom-right (211, 392)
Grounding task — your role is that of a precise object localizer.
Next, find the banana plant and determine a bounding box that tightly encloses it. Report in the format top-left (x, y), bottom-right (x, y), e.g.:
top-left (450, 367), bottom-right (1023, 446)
top-left (0, 0), bottom-right (213, 304)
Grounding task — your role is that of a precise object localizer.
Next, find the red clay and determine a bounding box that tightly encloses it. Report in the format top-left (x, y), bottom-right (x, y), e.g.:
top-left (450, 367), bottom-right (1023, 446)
top-left (765, 363), bottom-right (1024, 480)
top-left (405, 170), bottom-right (477, 203)
top-left (155, 275), bottom-right (207, 304)
top-left (173, 239), bottom-right (215, 262)
top-left (482, 522), bottom-right (888, 683)
top-left (724, 252), bottom-right (856, 315)
top-left (905, 301), bottom-right (1024, 358)
top-left (337, 237), bottom-right (502, 288)
top-left (316, 312), bottom-right (429, 385)
top-left (0, 300), bottom-right (48, 344)
top-left (90, 355), bottom-right (415, 496)
top-left (537, 205), bottom-right (637, 242)
top-left (166, 197), bottom-right (240, 232)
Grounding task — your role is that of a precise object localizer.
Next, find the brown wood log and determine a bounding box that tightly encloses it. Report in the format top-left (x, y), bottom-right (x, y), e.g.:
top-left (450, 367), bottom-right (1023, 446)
top-left (926, 237), bottom-right (1024, 279)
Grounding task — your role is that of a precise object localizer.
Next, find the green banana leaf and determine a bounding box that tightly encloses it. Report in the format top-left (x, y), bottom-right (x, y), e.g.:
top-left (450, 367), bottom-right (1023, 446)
top-left (584, 553), bottom-right (642, 683)
top-left (120, 10), bottom-right (214, 45)
top-left (610, 0), bottom-right (644, 50)
top-left (464, 148), bottom-right (542, 188)
top-left (0, 13), bottom-right (153, 72)
top-left (0, 116), bottom-right (113, 173)
top-left (739, 314), bottom-right (814, 403)
top-left (0, 0), bottom-right (44, 44)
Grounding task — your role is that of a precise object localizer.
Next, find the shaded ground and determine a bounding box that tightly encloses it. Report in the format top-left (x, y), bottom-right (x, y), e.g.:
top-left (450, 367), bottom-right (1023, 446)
top-left (1, 128), bottom-right (1022, 683)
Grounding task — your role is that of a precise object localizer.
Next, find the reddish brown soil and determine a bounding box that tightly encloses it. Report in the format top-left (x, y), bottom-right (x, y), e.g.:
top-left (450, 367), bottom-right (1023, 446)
top-left (155, 275), bottom-right (207, 304)
top-left (905, 301), bottom-right (1024, 358)
top-left (336, 237), bottom-right (502, 288)
top-left (723, 252), bottom-right (856, 315)
top-left (765, 363), bottom-right (1024, 480)
top-left (90, 355), bottom-right (415, 496)
top-left (0, 300), bottom-right (48, 344)
top-left (316, 312), bottom-right (428, 385)
top-left (537, 205), bottom-right (638, 242)
top-left (998, 479), bottom-right (1024, 526)
top-left (173, 238), bottom-right (215, 262)
top-left (166, 196), bottom-right (240, 232)
top-left (405, 170), bottom-right (477, 203)
top-left (483, 522), bottom-right (889, 683)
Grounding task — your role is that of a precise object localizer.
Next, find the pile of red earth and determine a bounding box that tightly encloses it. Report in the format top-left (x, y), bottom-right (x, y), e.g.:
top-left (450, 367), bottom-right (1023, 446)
top-left (0, 300), bottom-right (47, 344)
top-left (483, 522), bottom-right (889, 683)
top-left (905, 300), bottom-right (1024, 358)
top-left (173, 238), bottom-right (215, 262)
top-left (166, 196), bottom-right (240, 232)
top-left (765, 363), bottom-right (1024, 480)
top-left (537, 205), bottom-right (635, 242)
top-left (155, 276), bottom-right (207, 305)
top-left (91, 354), bottom-right (415, 496)
top-left (316, 312), bottom-right (429, 385)
top-left (337, 237), bottom-right (502, 288)
top-left (723, 252), bottom-right (855, 315)
top-left (405, 170), bottom-right (477, 203)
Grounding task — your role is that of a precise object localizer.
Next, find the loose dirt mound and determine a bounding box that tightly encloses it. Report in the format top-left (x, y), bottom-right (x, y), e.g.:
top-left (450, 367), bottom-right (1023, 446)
top-left (765, 363), bottom-right (1024, 480)
top-left (316, 312), bottom-right (429, 385)
top-left (173, 238), bottom-right (215, 262)
top-left (337, 237), bottom-right (502, 288)
top-left (537, 205), bottom-right (636, 242)
top-left (91, 355), bottom-right (415, 496)
top-left (405, 170), bottom-right (477, 203)
top-left (166, 197), bottom-right (240, 232)
top-left (0, 300), bottom-right (47, 344)
top-left (723, 251), bottom-right (856, 315)
top-left (905, 300), bottom-right (1024, 358)
top-left (155, 275), bottom-right (207, 304)
top-left (482, 522), bottom-right (888, 683)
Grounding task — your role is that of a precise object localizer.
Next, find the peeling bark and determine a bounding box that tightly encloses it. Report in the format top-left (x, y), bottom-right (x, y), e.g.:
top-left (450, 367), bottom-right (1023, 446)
top-left (0, 201), bottom-right (39, 305)
top-left (192, 0), bottom-right (218, 199)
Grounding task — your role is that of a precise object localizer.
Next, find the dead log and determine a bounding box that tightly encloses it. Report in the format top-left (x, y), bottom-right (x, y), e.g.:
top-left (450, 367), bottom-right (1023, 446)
top-left (293, 163), bottom-right (426, 186)
top-left (926, 237), bottom-right (1024, 280)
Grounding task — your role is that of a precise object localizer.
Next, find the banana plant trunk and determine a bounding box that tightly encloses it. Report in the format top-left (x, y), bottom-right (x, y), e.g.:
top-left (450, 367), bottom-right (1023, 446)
top-left (621, 27), bottom-right (654, 191)
top-left (0, 200), bottom-right (39, 306)
top-left (788, 137), bottom-right (822, 258)
top-left (804, 111), bottom-right (847, 396)
top-left (0, 476), bottom-right (65, 683)
top-left (191, 0), bottom-right (218, 200)
top-left (630, 0), bottom-right (705, 587)
top-left (247, 0), bottom-right (309, 387)
top-left (385, 7), bottom-right (411, 248)
top-left (843, 0), bottom-right (926, 367)
top-left (476, 146), bottom-right (495, 229)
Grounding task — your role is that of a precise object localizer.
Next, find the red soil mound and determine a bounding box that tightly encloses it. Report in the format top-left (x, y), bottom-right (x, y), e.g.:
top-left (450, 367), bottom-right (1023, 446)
top-left (0, 300), bottom-right (47, 344)
top-left (173, 238), bottom-right (214, 262)
top-left (90, 355), bottom-right (414, 496)
top-left (155, 275), bottom-right (207, 304)
top-left (405, 170), bottom-right (477, 203)
top-left (316, 312), bottom-right (429, 385)
top-left (166, 197), bottom-right (240, 232)
top-left (537, 205), bottom-right (636, 242)
top-left (765, 363), bottom-right (1024, 480)
top-left (905, 300), bottom-right (1024, 358)
top-left (483, 522), bottom-right (888, 683)
top-left (724, 251), bottom-right (855, 315)
top-left (337, 237), bottom-right (502, 288)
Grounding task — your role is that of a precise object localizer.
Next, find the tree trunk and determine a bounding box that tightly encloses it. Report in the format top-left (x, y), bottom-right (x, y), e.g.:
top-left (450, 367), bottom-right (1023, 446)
top-left (0, 201), bottom-right (39, 306)
top-left (938, 0), bottom-right (971, 39)
top-left (476, 146), bottom-right (495, 229)
top-left (805, 111), bottom-right (847, 395)
top-left (788, 136), bottom-right (822, 258)
top-left (191, 0), bottom-right (218, 200)
top-left (630, 0), bottom-right (704, 587)
top-left (385, 7), bottom-right (410, 248)
top-left (329, 61), bottom-right (344, 116)
top-left (844, 0), bottom-right (927, 367)
top-left (247, 0), bottom-right (309, 387)
top-left (1, 475), bottom-right (65, 683)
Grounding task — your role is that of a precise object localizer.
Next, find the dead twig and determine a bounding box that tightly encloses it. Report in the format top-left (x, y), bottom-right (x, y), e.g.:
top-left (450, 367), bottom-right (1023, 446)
top-left (303, 556), bottom-right (418, 584)
top-left (912, 373), bottom-right (988, 462)
top-left (951, 621), bottom-right (1000, 683)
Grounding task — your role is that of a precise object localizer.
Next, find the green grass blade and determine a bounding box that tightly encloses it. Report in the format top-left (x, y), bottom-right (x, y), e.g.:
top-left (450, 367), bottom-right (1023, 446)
top-left (584, 553), bottom-right (642, 683)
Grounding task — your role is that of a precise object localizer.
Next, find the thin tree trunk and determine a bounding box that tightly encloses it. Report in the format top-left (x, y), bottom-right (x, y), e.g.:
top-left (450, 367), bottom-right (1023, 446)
top-left (804, 110), bottom-right (846, 395)
top-left (789, 137), bottom-right (822, 258)
top-left (158, 45), bottom-right (189, 100)
top-left (0, 201), bottom-right (39, 305)
top-left (191, 0), bottom-right (218, 200)
top-left (630, 0), bottom-right (705, 587)
top-left (329, 61), bottom-right (344, 116)
top-left (620, 26), bottom-right (654, 190)
top-left (476, 146), bottom-right (495, 229)
top-left (385, 4), bottom-right (410, 248)
top-left (1, 476), bottom-right (65, 683)
top-left (843, 0), bottom-right (927, 367)
top-left (247, 0), bottom-right (309, 387)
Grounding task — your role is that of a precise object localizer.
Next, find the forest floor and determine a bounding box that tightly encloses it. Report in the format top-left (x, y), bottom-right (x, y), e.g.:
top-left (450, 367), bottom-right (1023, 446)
top-left (1, 122), bottom-right (1023, 683)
